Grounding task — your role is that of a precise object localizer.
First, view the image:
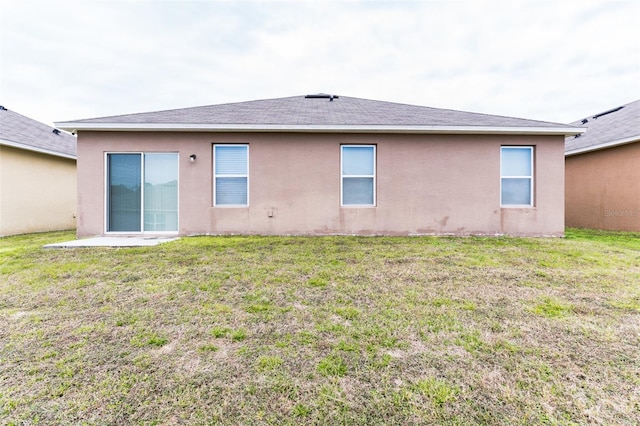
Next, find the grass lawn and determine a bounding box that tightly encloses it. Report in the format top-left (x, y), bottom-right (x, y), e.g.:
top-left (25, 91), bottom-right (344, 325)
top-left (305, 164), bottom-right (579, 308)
top-left (1, 229), bottom-right (639, 425)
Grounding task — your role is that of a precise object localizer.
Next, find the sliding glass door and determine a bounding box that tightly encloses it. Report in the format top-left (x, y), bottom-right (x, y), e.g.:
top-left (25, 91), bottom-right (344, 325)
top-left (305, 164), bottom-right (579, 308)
top-left (107, 153), bottom-right (178, 233)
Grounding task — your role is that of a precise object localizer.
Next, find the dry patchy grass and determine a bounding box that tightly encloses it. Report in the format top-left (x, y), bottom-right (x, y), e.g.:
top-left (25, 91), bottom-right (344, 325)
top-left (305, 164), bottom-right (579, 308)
top-left (1, 229), bottom-right (639, 425)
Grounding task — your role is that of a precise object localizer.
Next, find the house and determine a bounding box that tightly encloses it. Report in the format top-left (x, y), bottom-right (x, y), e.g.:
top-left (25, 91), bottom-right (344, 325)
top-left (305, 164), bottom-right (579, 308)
top-left (565, 99), bottom-right (640, 231)
top-left (0, 106), bottom-right (77, 236)
top-left (55, 95), bottom-right (583, 238)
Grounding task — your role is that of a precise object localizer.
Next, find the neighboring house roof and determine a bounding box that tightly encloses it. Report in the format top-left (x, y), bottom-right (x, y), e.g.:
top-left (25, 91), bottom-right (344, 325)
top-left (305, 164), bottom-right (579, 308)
top-left (565, 99), bottom-right (640, 156)
top-left (56, 94), bottom-right (583, 136)
top-left (0, 106), bottom-right (77, 159)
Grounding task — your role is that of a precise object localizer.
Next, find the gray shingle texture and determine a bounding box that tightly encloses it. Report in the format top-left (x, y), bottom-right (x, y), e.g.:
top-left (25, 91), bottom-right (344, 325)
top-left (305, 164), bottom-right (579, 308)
top-left (63, 95), bottom-right (571, 129)
top-left (565, 99), bottom-right (640, 153)
top-left (1, 107), bottom-right (76, 157)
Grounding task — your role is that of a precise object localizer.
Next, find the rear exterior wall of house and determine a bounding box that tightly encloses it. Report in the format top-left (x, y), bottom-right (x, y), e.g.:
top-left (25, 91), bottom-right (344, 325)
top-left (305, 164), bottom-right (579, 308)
top-left (76, 131), bottom-right (565, 237)
top-left (565, 142), bottom-right (640, 231)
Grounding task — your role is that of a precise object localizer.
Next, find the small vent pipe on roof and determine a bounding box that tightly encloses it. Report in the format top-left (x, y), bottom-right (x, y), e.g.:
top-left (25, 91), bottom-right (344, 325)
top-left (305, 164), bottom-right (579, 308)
top-left (593, 106), bottom-right (624, 119)
top-left (305, 94), bottom-right (339, 100)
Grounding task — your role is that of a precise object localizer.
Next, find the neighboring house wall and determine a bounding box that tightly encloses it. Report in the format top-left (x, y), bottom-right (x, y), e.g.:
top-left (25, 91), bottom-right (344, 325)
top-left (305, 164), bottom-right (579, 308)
top-left (565, 142), bottom-right (640, 231)
top-left (76, 131), bottom-right (565, 237)
top-left (0, 145), bottom-right (76, 236)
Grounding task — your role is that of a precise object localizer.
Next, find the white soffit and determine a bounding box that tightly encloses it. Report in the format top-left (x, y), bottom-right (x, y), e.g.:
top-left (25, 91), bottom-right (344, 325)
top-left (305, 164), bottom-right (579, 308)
top-left (0, 138), bottom-right (77, 160)
top-left (55, 122), bottom-right (585, 136)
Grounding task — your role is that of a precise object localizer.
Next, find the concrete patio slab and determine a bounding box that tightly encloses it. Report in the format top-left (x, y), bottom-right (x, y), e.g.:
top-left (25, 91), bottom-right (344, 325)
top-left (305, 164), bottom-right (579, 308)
top-left (44, 236), bottom-right (180, 248)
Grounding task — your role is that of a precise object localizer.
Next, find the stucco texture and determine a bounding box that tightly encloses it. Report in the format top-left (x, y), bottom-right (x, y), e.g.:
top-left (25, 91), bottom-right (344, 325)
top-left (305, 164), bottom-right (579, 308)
top-left (0, 145), bottom-right (77, 236)
top-left (76, 131), bottom-right (565, 237)
top-left (565, 142), bottom-right (640, 231)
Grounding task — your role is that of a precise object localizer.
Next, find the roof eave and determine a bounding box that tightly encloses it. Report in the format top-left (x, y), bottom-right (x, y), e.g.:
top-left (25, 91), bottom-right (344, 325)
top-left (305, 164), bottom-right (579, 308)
top-left (55, 122), bottom-right (585, 136)
top-left (565, 135), bottom-right (640, 157)
top-left (0, 139), bottom-right (77, 160)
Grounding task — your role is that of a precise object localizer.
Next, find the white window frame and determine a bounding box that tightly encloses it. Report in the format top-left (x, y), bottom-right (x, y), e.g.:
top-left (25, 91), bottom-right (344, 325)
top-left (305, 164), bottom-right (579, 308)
top-left (500, 146), bottom-right (534, 207)
top-left (104, 152), bottom-right (180, 234)
top-left (341, 145), bottom-right (376, 207)
top-left (213, 144), bottom-right (249, 207)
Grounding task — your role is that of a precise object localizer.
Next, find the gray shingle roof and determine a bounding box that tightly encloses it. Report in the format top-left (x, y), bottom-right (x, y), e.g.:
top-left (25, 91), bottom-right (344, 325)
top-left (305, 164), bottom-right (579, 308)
top-left (57, 95), bottom-right (577, 132)
top-left (565, 99), bottom-right (640, 155)
top-left (1, 107), bottom-right (76, 158)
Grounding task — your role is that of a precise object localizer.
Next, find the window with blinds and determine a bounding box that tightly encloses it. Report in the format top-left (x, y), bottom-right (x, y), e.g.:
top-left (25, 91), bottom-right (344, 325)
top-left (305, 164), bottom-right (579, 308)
top-left (214, 145), bottom-right (249, 206)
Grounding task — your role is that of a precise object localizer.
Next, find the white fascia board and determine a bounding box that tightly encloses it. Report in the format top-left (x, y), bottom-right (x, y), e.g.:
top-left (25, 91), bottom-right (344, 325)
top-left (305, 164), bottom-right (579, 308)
top-left (565, 135), bottom-right (640, 156)
top-left (0, 138), bottom-right (77, 160)
top-left (56, 122), bottom-right (586, 136)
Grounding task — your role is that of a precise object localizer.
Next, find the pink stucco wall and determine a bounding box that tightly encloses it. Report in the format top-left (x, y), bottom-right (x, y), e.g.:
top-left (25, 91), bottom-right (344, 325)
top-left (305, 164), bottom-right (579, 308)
top-left (76, 131), bottom-right (565, 237)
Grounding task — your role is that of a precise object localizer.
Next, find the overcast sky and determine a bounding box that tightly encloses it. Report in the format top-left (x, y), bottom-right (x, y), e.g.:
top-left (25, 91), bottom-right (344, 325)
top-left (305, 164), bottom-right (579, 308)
top-left (1, 0), bottom-right (639, 128)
